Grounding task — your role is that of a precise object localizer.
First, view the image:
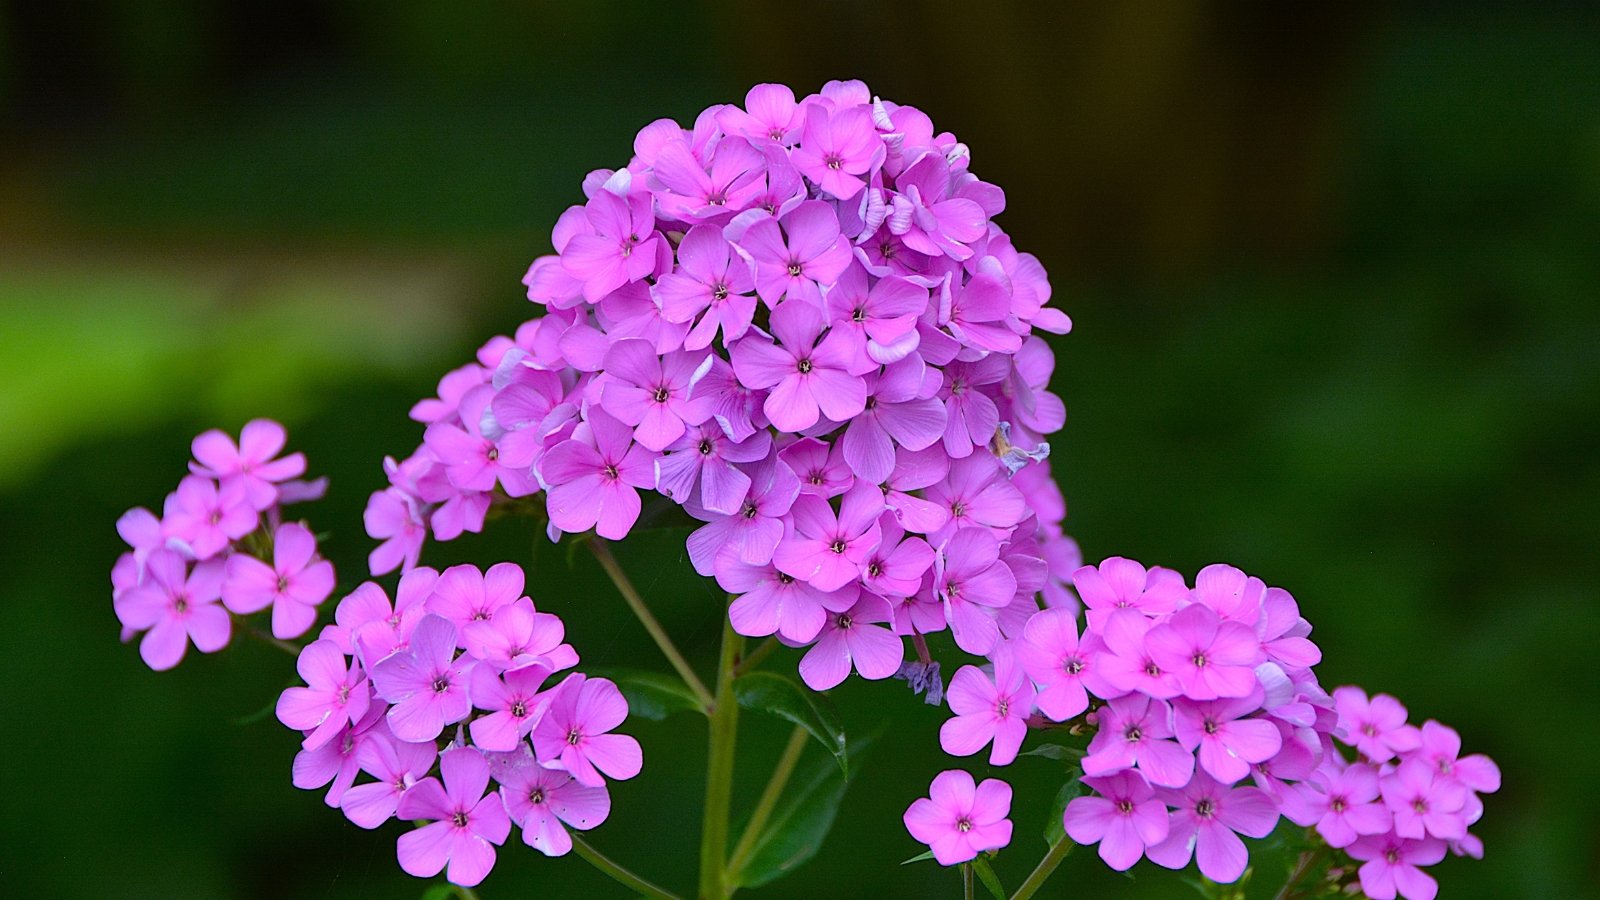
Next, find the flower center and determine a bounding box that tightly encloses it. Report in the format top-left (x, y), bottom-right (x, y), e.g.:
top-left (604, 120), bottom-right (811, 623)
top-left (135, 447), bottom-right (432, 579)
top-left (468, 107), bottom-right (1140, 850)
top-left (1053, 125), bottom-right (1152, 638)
top-left (1124, 726), bottom-right (1142, 742)
top-left (432, 676), bottom-right (450, 693)
top-left (742, 501), bottom-right (759, 519)
top-left (1331, 797), bottom-right (1347, 813)
top-left (1412, 799), bottom-right (1429, 814)
top-left (486, 447), bottom-right (499, 462)
top-left (797, 358), bottom-right (813, 374)
top-left (1195, 799), bottom-right (1216, 819)
top-left (452, 811), bottom-right (469, 828)
top-left (950, 501), bottom-right (966, 518)
top-left (852, 306), bottom-right (867, 322)
top-left (778, 573), bottom-right (796, 585)
top-left (604, 464), bottom-right (619, 480)
top-left (1116, 800), bottom-right (1134, 815)
top-left (512, 701), bottom-right (527, 718)
top-left (787, 261), bottom-right (803, 277)
top-left (277, 575), bottom-right (289, 592)
top-left (866, 562), bottom-right (883, 577)
top-left (1144, 662), bottom-right (1162, 677)
top-left (1204, 719), bottom-right (1218, 735)
top-left (1065, 658), bottom-right (1084, 675)
top-left (836, 613), bottom-right (853, 629)
top-left (713, 283), bottom-right (729, 301)
top-left (956, 816), bottom-right (972, 833)
top-left (1385, 849), bottom-right (1400, 864)
top-left (699, 440), bottom-right (714, 455)
top-left (567, 728), bottom-right (582, 745)
top-left (653, 386), bottom-right (670, 403)
top-left (1191, 653), bottom-right (1207, 668)
top-left (529, 789), bottom-right (545, 805)
top-left (997, 699), bottom-right (1010, 717)
top-left (829, 539), bottom-right (847, 554)
top-left (824, 153), bottom-right (843, 170)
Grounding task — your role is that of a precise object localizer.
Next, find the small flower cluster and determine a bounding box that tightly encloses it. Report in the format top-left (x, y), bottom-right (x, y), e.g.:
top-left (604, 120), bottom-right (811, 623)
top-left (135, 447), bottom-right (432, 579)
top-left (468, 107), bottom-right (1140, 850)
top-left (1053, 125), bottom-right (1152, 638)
top-left (904, 558), bottom-right (1498, 896)
top-left (112, 420), bottom-right (331, 670)
top-left (280, 561), bottom-right (639, 887)
top-left (362, 80), bottom-right (1080, 694)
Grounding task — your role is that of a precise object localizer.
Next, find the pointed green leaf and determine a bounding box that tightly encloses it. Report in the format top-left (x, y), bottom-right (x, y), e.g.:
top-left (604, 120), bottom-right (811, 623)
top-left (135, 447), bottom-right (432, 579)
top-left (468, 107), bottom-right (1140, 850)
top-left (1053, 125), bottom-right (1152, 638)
top-left (734, 671), bottom-right (847, 774)
top-left (588, 666), bottom-right (707, 720)
top-left (731, 731), bottom-right (877, 888)
top-left (1017, 742), bottom-right (1076, 761)
top-left (900, 849), bottom-right (938, 865)
top-left (1043, 778), bottom-right (1082, 846)
top-left (972, 856), bottom-right (1006, 900)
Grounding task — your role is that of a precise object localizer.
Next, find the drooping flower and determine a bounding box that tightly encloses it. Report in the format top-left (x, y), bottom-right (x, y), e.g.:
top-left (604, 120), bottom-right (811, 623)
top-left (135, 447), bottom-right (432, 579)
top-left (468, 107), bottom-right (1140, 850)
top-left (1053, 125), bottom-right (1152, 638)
top-left (903, 770), bottom-right (1013, 866)
top-left (276, 639), bottom-right (370, 750)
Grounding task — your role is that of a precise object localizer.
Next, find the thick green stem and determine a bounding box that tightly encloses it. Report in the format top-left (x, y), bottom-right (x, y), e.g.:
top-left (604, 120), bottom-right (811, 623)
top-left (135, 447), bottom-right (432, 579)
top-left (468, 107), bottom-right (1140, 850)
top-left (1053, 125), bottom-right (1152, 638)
top-left (963, 862), bottom-right (976, 900)
top-left (571, 834), bottom-right (682, 900)
top-left (1010, 834), bottom-right (1073, 900)
top-left (725, 724), bottom-right (808, 880)
top-left (731, 635), bottom-right (778, 677)
top-left (699, 615), bottom-right (743, 899)
top-left (589, 539), bottom-right (714, 711)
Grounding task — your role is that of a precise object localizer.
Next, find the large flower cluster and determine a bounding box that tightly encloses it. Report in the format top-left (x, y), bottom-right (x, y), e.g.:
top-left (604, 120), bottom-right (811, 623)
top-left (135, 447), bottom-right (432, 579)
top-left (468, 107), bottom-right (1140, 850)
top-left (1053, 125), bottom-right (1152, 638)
top-left (280, 561), bottom-right (639, 886)
top-left (364, 79), bottom-right (1080, 692)
top-left (903, 557), bottom-right (1498, 898)
top-left (113, 420), bottom-right (331, 669)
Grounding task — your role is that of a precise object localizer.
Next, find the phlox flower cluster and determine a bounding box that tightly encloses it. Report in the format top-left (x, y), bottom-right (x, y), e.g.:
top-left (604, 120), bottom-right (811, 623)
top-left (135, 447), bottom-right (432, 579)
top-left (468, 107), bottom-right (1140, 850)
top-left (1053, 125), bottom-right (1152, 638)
top-left (362, 79), bottom-right (1081, 694)
top-left (279, 561), bottom-right (640, 886)
top-left (905, 558), bottom-right (1498, 897)
top-left (112, 420), bottom-right (331, 670)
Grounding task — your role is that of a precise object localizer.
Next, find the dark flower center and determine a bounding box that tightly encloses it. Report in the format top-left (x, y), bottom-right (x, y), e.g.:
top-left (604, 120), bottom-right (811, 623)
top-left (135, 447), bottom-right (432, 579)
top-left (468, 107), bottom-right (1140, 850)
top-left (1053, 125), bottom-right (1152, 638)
top-left (453, 811), bottom-right (470, 827)
top-left (836, 614), bottom-right (853, 629)
top-left (653, 386), bottom-right (670, 403)
top-left (1124, 726), bottom-right (1142, 742)
top-left (797, 358), bottom-right (813, 374)
top-left (529, 789), bottom-right (545, 805)
top-left (824, 154), bottom-right (843, 170)
top-left (512, 701), bottom-right (527, 718)
top-left (829, 539), bottom-right (847, 554)
top-left (1204, 719), bottom-right (1218, 735)
top-left (1065, 658), bottom-right (1084, 675)
top-left (1191, 653), bottom-right (1207, 669)
top-left (604, 464), bottom-right (620, 479)
top-left (432, 676), bottom-right (451, 693)
top-left (699, 440), bottom-right (714, 455)
top-left (852, 306), bottom-right (867, 322)
top-left (956, 816), bottom-right (972, 832)
top-left (1116, 800), bottom-right (1134, 814)
top-left (567, 728), bottom-right (582, 745)
top-left (1196, 799), bottom-right (1216, 819)
top-left (742, 501), bottom-right (759, 519)
top-left (787, 261), bottom-right (803, 277)
top-left (778, 573), bottom-right (796, 585)
top-left (713, 283), bottom-right (729, 301)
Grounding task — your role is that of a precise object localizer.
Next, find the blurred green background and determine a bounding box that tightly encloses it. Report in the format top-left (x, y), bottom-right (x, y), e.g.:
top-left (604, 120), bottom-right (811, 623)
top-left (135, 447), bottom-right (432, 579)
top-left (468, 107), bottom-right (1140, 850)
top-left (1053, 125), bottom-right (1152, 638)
top-left (2, 2), bottom-right (1596, 897)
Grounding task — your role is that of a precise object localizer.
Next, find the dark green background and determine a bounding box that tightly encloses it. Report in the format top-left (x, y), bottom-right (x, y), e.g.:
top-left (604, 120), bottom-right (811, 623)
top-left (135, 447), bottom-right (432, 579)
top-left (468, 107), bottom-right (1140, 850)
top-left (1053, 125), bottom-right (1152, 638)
top-left (2, 2), bottom-right (1595, 897)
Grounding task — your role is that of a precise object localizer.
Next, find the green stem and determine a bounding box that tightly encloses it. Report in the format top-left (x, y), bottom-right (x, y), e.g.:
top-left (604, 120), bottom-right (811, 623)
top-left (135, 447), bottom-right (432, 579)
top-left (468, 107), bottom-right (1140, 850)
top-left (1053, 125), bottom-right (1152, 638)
top-left (571, 833), bottom-right (682, 900)
top-left (589, 539), bottom-right (715, 711)
top-left (452, 886), bottom-right (481, 900)
top-left (1272, 837), bottom-right (1331, 900)
top-left (731, 635), bottom-right (778, 677)
top-left (725, 724), bottom-right (808, 879)
top-left (699, 614), bottom-right (743, 899)
top-left (243, 621), bottom-right (302, 657)
top-left (963, 862), bottom-right (975, 900)
top-left (1009, 834), bottom-right (1073, 900)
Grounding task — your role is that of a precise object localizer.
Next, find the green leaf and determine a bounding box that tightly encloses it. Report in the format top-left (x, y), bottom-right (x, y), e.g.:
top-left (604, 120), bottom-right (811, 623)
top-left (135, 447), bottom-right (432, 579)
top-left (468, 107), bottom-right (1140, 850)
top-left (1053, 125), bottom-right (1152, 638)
top-left (900, 849), bottom-right (938, 865)
top-left (1017, 742), bottom-right (1077, 761)
top-left (734, 671), bottom-right (847, 774)
top-left (419, 886), bottom-right (455, 900)
top-left (971, 857), bottom-right (1006, 900)
top-left (732, 731), bottom-right (876, 888)
top-left (588, 667), bottom-right (707, 720)
top-left (1043, 779), bottom-right (1082, 846)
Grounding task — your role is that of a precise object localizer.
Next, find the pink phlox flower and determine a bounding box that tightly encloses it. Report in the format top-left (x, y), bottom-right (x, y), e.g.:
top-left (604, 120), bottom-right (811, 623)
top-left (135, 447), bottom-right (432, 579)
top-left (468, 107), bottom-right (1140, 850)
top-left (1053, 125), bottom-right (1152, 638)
top-left (1189, 563), bottom-right (1265, 626)
top-left (1333, 687), bottom-right (1421, 763)
top-left (938, 270), bottom-right (1022, 354)
top-left (462, 596), bottom-right (575, 673)
top-left (888, 151), bottom-right (989, 260)
top-left (939, 642), bottom-right (1034, 765)
top-left (1381, 758), bottom-right (1469, 841)
top-left (841, 354), bottom-right (947, 484)
top-left (1063, 770), bottom-right (1170, 871)
top-left (651, 135), bottom-right (766, 223)
top-left (791, 102), bottom-right (881, 201)
top-left (883, 444), bottom-right (950, 534)
top-left (1415, 720), bottom-right (1500, 794)
top-left (599, 341), bottom-right (713, 452)
top-left (722, 560), bottom-right (858, 644)
top-left (903, 770), bottom-right (1013, 866)
top-left (824, 264), bottom-right (927, 367)
top-left (778, 436), bottom-right (853, 498)
top-left (1346, 834), bottom-right (1448, 900)
top-left (1146, 770), bottom-right (1279, 884)
top-left (772, 481), bottom-right (884, 592)
top-left (1096, 609), bottom-right (1183, 699)
top-left (1255, 584), bottom-right (1321, 669)
top-left (292, 702), bottom-right (386, 807)
top-left (858, 513), bottom-right (935, 599)
top-left (161, 474), bottom-right (257, 560)
top-left (340, 731), bottom-right (437, 829)
top-left (798, 593), bottom-right (904, 690)
top-left (221, 521), bottom-right (333, 639)
top-left (1171, 691), bottom-right (1282, 784)
top-left (1001, 336), bottom-right (1066, 445)
top-left (655, 423), bottom-right (770, 515)
top-left (1016, 607), bottom-right (1112, 721)
top-left (736, 199), bottom-right (853, 307)
top-left (686, 452), bottom-right (800, 573)
top-left (717, 83), bottom-right (804, 145)
top-left (278, 639), bottom-right (371, 750)
top-left (364, 487), bottom-right (426, 575)
top-left (423, 384), bottom-right (529, 494)
top-left (498, 750), bottom-right (612, 857)
top-left (189, 418), bottom-right (307, 510)
top-left (1145, 602), bottom-right (1262, 701)
top-left (530, 674), bottom-right (642, 787)
top-left (1082, 693), bottom-right (1195, 788)
top-left (426, 562), bottom-right (527, 635)
top-left (539, 407), bottom-right (657, 540)
top-left (1307, 762), bottom-right (1392, 848)
top-left (655, 224), bottom-right (759, 351)
top-left (560, 186), bottom-right (663, 302)
top-left (1074, 556), bottom-right (1188, 631)
top-left (936, 355), bottom-right (1007, 458)
top-left (469, 662), bottom-right (555, 752)
top-left (688, 354), bottom-right (762, 442)
top-left (113, 549), bottom-right (230, 670)
top-left (370, 614), bottom-right (476, 743)
top-left (889, 573), bottom-right (948, 637)
top-left (411, 362), bottom-right (489, 424)
top-left (924, 454), bottom-right (1027, 545)
top-left (395, 746), bottom-right (512, 887)
top-left (347, 568), bottom-right (436, 669)
top-left (934, 526), bottom-right (1017, 655)
top-left (730, 299), bottom-right (865, 431)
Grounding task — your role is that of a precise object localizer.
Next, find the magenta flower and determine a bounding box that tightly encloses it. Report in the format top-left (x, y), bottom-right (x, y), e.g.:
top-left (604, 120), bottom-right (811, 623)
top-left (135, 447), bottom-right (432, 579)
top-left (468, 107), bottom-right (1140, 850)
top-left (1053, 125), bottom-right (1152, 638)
top-left (651, 135), bottom-right (765, 222)
top-left (888, 151), bottom-right (988, 260)
top-left (277, 639), bottom-right (370, 750)
top-left (791, 103), bottom-right (881, 200)
top-left (427, 562), bottom-right (526, 632)
top-left (857, 514), bottom-right (935, 599)
top-left (824, 264), bottom-right (927, 367)
top-left (340, 732), bottom-right (437, 829)
top-left (499, 755), bottom-right (611, 857)
top-left (924, 454), bottom-right (1028, 539)
top-left (936, 355), bottom-right (1006, 458)
top-left (1381, 759), bottom-right (1468, 841)
top-left (798, 594), bottom-right (903, 690)
top-left (1016, 607), bottom-right (1111, 721)
top-left (939, 643), bottom-right (1034, 765)
top-left (189, 418), bottom-right (306, 510)
top-left (1074, 556), bottom-right (1187, 629)
top-left (292, 704), bottom-right (385, 807)
top-left (222, 521), bottom-right (334, 638)
top-left (737, 199), bottom-right (853, 306)
top-left (1063, 770), bottom-right (1170, 871)
top-left (773, 482), bottom-right (884, 591)
top-left (688, 354), bottom-right (762, 442)
top-left (540, 407), bottom-right (656, 540)
top-left (1096, 611), bottom-right (1182, 699)
top-left (938, 271), bottom-right (1021, 353)
top-left (1146, 770), bottom-right (1279, 883)
top-left (1415, 720), bottom-right (1500, 794)
top-left (717, 83), bottom-right (803, 145)
top-left (113, 550), bottom-right (230, 670)
top-left (469, 663), bottom-right (554, 752)
top-left (364, 487), bottom-right (426, 576)
top-left (599, 341), bottom-right (713, 451)
top-left (162, 474), bottom-right (256, 560)
top-left (722, 561), bottom-right (856, 645)
top-left (934, 527), bottom-right (1017, 655)
top-left (1307, 762), bottom-right (1393, 848)
top-left (655, 225), bottom-right (758, 351)
top-left (840, 355), bottom-right (947, 484)
top-left (461, 596), bottom-right (573, 673)
top-left (685, 453), bottom-right (800, 573)
top-left (531, 674), bottom-right (642, 787)
top-left (903, 770), bottom-right (1014, 866)
top-left (395, 747), bottom-right (511, 887)
top-left (655, 424), bottom-right (770, 516)
top-left (560, 187), bottom-right (663, 302)
top-left (779, 436), bottom-right (853, 498)
top-left (1145, 603), bottom-right (1261, 700)
top-left (1082, 694), bottom-right (1195, 788)
top-left (1333, 687), bottom-right (1421, 763)
top-left (424, 386), bottom-right (531, 496)
top-left (369, 614), bottom-right (476, 742)
top-left (1171, 694), bottom-right (1282, 784)
top-left (1347, 835), bottom-right (1448, 900)
top-left (731, 299), bottom-right (865, 431)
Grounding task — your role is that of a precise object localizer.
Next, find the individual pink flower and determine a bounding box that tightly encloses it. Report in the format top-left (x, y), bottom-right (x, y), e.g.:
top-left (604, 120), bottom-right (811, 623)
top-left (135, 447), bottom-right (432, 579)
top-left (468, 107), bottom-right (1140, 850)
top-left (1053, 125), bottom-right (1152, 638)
top-left (560, 187), bottom-right (663, 302)
top-left (1082, 694), bottom-right (1195, 788)
top-left (369, 614), bottom-right (476, 742)
top-left (840, 355), bottom-right (947, 484)
top-left (721, 561), bottom-right (855, 645)
top-left (1145, 603), bottom-right (1261, 700)
top-left (923, 454), bottom-right (1027, 540)
top-left (364, 487), bottom-right (426, 576)
top-left (1096, 611), bottom-right (1182, 699)
top-left (540, 407), bottom-right (656, 540)
top-left (685, 453), bottom-right (800, 573)
top-left (1347, 835), bottom-right (1448, 900)
top-left (1016, 607), bottom-right (1110, 721)
top-left (857, 514), bottom-right (935, 599)
top-left (189, 418), bottom-right (307, 510)
top-left (1063, 770), bottom-right (1170, 871)
top-left (798, 594), bottom-right (904, 690)
top-left (938, 271), bottom-right (1021, 353)
top-left (939, 642), bottom-right (1034, 765)
top-left (791, 103), bottom-right (881, 200)
top-left (730, 299), bottom-right (865, 431)
top-left (902, 770), bottom-right (1013, 866)
top-left (1381, 759), bottom-right (1469, 841)
top-left (292, 703), bottom-right (385, 807)
top-left (499, 754), bottom-right (612, 857)
top-left (222, 521), bottom-right (334, 639)
top-left (427, 562), bottom-right (526, 632)
top-left (737, 199), bottom-right (853, 306)
top-left (599, 341), bottom-right (713, 452)
top-left (1414, 720), bottom-right (1501, 794)
top-left (936, 355), bottom-right (1006, 458)
top-left (1145, 770), bottom-right (1279, 883)
top-left (340, 732), bottom-right (438, 829)
top-left (1307, 762), bottom-right (1392, 848)
top-left (531, 674), bottom-right (642, 787)
top-left (717, 83), bottom-right (803, 145)
top-left (934, 527), bottom-right (1017, 655)
top-left (461, 596), bottom-right (574, 672)
top-left (469, 663), bottom-right (554, 752)
top-left (396, 747), bottom-right (512, 887)
top-left (824, 264), bottom-right (927, 366)
top-left (1171, 694), bottom-right (1282, 784)
top-left (276, 639), bottom-right (370, 750)
top-left (779, 436), bottom-right (853, 498)
top-left (113, 550), bottom-right (230, 671)
top-left (888, 151), bottom-right (988, 260)
top-left (655, 224), bottom-right (759, 350)
top-left (655, 424), bottom-right (770, 515)
top-left (1333, 687), bottom-right (1421, 763)
top-left (1074, 557), bottom-right (1187, 629)
top-left (651, 135), bottom-right (765, 222)
top-left (772, 481), bottom-right (884, 592)
top-left (161, 474), bottom-right (257, 560)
